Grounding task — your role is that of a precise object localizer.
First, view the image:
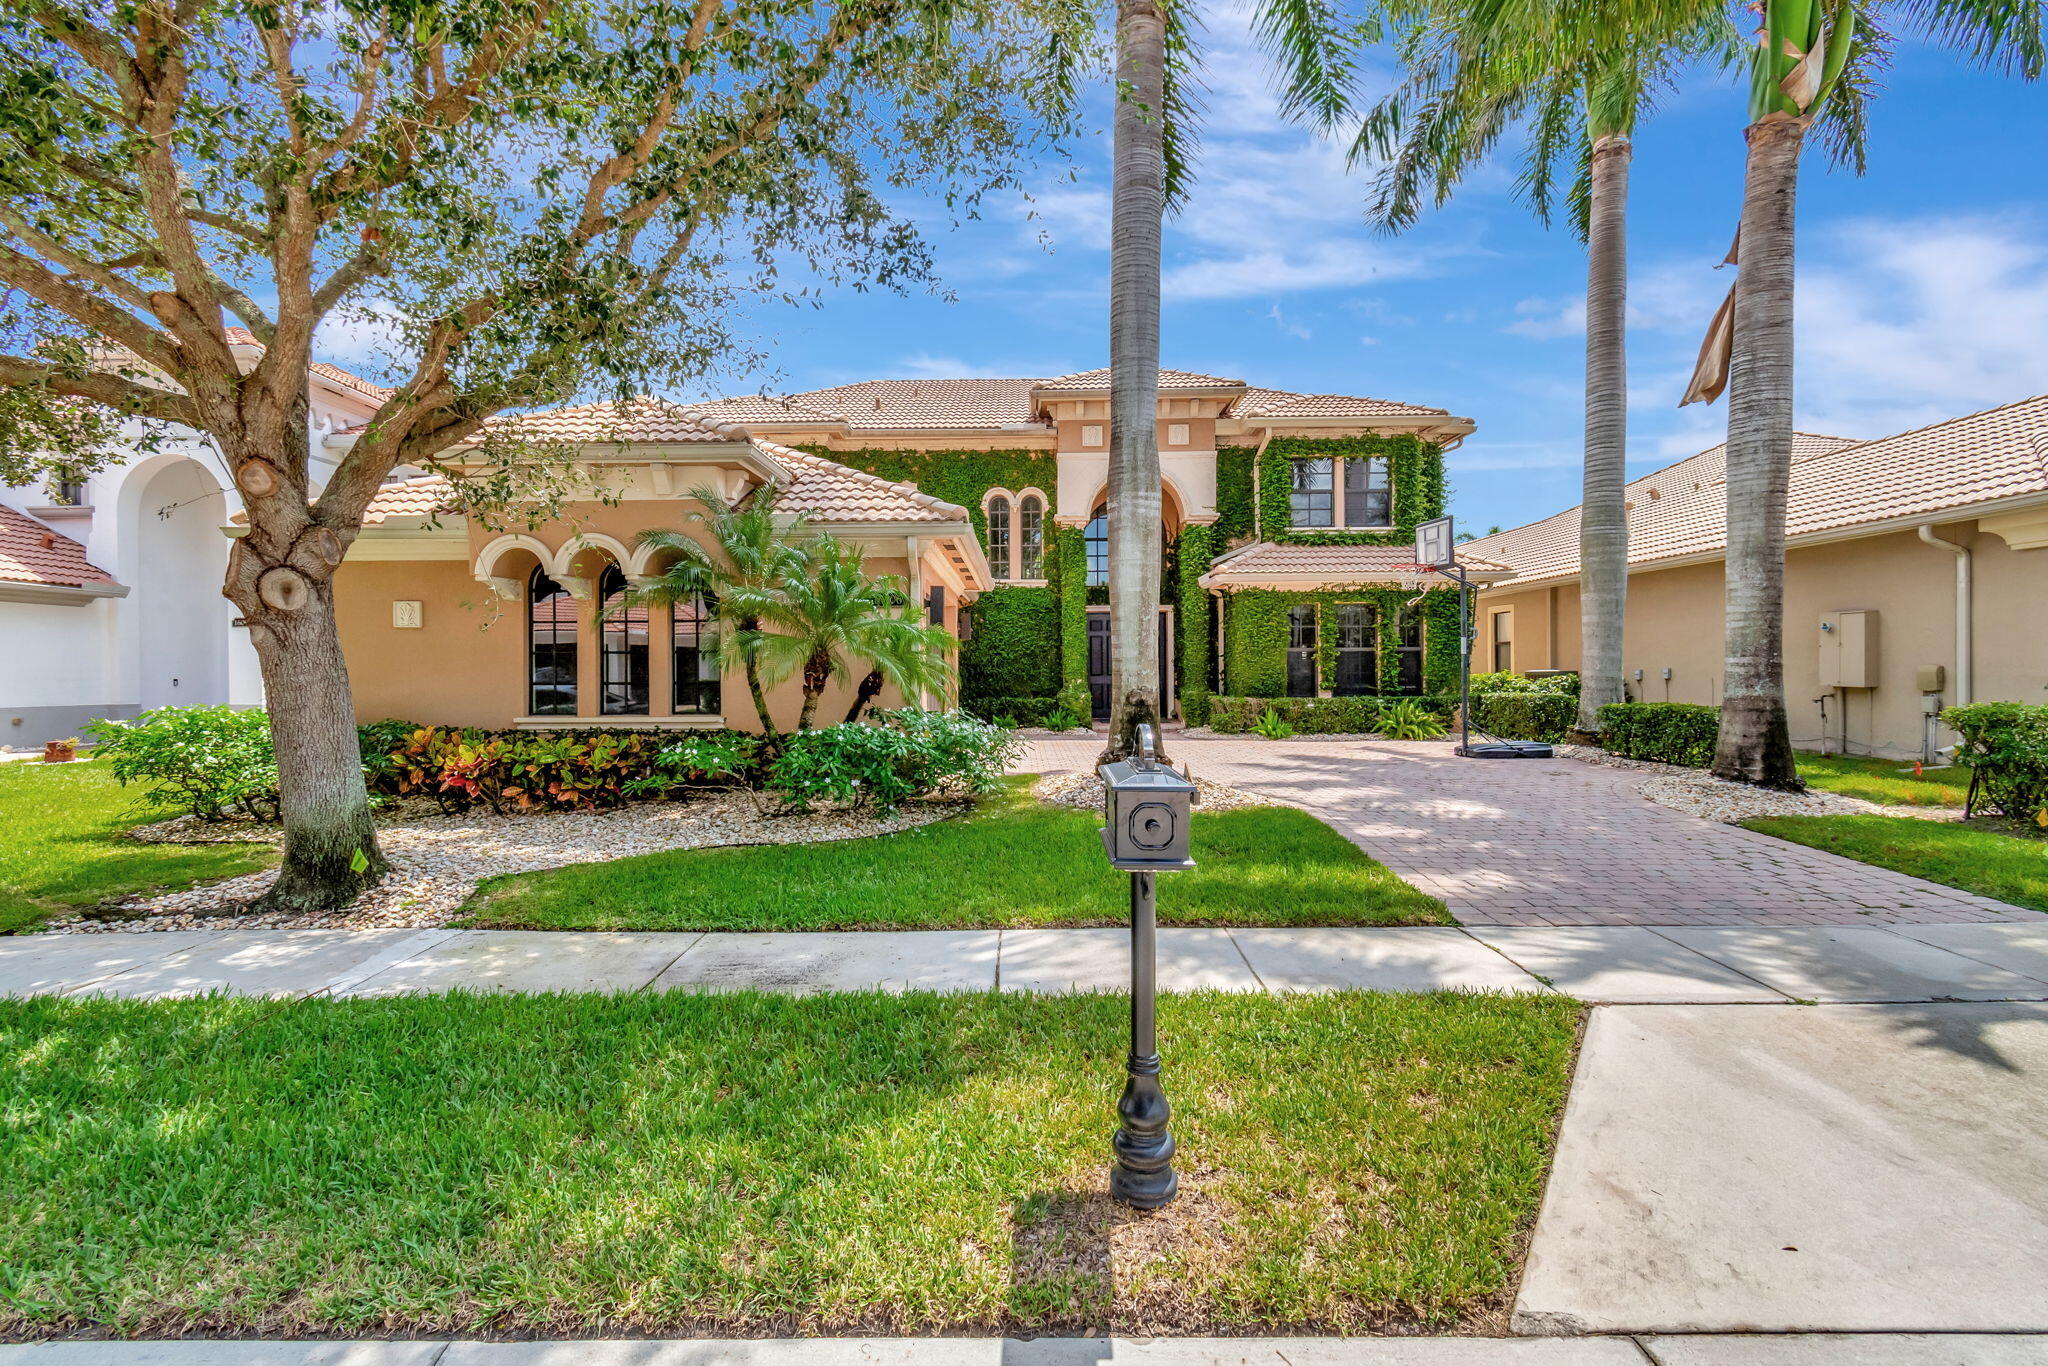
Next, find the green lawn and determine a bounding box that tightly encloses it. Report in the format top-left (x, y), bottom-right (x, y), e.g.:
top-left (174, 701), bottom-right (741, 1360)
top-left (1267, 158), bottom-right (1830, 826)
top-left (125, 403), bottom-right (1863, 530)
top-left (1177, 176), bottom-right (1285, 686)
top-left (1794, 753), bottom-right (1971, 808)
top-left (461, 777), bottom-right (1448, 931)
top-left (0, 760), bottom-right (274, 934)
top-left (1741, 814), bottom-right (2048, 913)
top-left (0, 988), bottom-right (1578, 1338)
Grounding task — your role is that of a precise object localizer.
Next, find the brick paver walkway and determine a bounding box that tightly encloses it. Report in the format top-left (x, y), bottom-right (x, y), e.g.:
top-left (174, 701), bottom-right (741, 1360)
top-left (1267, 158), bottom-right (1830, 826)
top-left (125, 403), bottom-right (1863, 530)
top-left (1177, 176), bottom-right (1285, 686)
top-left (1020, 737), bottom-right (2036, 927)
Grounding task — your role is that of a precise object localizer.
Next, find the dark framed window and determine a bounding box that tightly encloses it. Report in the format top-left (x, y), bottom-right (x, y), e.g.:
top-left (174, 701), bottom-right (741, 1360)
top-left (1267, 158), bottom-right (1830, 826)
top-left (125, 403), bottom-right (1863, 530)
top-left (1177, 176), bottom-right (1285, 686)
top-left (987, 494), bottom-right (1012, 580)
top-left (1344, 456), bottom-right (1391, 527)
top-left (1334, 604), bottom-right (1377, 695)
top-left (1286, 603), bottom-right (1318, 697)
top-left (528, 566), bottom-right (579, 716)
top-left (46, 476), bottom-right (87, 506)
top-left (672, 592), bottom-right (719, 714)
top-left (1491, 610), bottom-right (1513, 674)
top-left (598, 565), bottom-right (649, 716)
top-left (1289, 458), bottom-right (1334, 527)
top-left (1396, 609), bottom-right (1424, 694)
top-left (1018, 493), bottom-right (1045, 579)
top-left (1084, 510), bottom-right (1108, 586)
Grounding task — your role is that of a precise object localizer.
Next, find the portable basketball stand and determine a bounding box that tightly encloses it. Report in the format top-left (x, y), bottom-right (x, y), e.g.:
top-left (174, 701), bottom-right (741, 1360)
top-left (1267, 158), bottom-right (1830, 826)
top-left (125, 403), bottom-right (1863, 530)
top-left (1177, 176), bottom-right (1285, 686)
top-left (1409, 515), bottom-right (1553, 760)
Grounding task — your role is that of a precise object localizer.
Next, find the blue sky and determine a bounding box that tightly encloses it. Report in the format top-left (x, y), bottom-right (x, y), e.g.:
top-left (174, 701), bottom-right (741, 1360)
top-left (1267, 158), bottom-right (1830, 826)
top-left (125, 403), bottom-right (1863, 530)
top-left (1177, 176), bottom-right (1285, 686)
top-left (321, 7), bottom-right (2048, 539)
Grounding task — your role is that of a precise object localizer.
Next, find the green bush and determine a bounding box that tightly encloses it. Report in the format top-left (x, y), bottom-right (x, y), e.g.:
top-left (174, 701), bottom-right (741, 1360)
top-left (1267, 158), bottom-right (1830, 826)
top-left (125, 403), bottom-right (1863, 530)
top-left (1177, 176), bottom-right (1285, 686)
top-left (1942, 702), bottom-right (2048, 818)
top-left (1598, 702), bottom-right (1720, 767)
top-left (358, 718), bottom-right (424, 792)
top-left (381, 726), bottom-right (678, 813)
top-left (86, 705), bottom-right (279, 822)
top-left (1249, 707), bottom-right (1296, 739)
top-left (768, 710), bottom-right (1022, 812)
top-left (623, 732), bottom-right (766, 800)
top-left (1204, 695), bottom-right (1457, 735)
top-left (1376, 699), bottom-right (1448, 741)
top-left (961, 695), bottom-right (1060, 727)
top-left (1472, 692), bottom-right (1576, 743)
top-left (1179, 687), bottom-right (1213, 728)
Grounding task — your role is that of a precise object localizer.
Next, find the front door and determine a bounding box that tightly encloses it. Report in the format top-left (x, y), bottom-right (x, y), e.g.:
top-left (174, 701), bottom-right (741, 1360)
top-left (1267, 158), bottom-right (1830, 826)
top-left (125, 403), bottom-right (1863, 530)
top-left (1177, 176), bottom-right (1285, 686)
top-left (1087, 608), bottom-right (1177, 723)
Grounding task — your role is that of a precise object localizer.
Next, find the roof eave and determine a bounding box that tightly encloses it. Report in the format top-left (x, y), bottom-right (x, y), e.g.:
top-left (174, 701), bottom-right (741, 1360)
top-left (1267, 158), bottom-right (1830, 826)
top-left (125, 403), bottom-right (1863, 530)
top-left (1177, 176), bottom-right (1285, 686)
top-left (1199, 568), bottom-right (1513, 590)
top-left (0, 578), bottom-right (129, 605)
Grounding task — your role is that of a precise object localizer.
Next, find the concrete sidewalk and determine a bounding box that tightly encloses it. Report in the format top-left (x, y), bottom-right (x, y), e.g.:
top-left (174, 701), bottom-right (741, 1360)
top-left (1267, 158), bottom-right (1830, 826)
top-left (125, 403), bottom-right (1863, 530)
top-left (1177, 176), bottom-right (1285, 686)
top-left (7, 921), bottom-right (2048, 1004)
top-left (6, 1336), bottom-right (2048, 1363)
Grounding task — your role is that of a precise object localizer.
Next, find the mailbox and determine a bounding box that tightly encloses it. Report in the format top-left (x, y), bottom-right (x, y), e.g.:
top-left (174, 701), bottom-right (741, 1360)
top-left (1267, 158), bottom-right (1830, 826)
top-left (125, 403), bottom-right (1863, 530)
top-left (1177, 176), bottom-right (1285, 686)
top-left (1099, 728), bottom-right (1197, 872)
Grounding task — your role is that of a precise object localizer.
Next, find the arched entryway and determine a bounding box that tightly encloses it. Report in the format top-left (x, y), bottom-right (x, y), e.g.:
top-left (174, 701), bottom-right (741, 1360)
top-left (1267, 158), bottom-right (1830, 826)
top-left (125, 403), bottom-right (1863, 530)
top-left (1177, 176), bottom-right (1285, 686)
top-left (133, 458), bottom-right (230, 709)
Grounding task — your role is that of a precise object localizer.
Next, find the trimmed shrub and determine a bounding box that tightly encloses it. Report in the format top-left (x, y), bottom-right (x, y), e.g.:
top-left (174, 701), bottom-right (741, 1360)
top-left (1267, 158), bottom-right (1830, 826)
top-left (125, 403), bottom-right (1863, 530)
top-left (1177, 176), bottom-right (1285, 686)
top-left (768, 709), bottom-right (1021, 812)
top-left (1598, 702), bottom-right (1720, 767)
top-left (86, 705), bottom-right (278, 822)
top-left (381, 727), bottom-right (678, 813)
top-left (1942, 702), bottom-right (2048, 818)
top-left (1472, 692), bottom-right (1576, 743)
top-left (961, 695), bottom-right (1061, 727)
top-left (1468, 670), bottom-right (1579, 697)
top-left (1204, 695), bottom-right (1457, 735)
top-left (1179, 686), bottom-right (1214, 728)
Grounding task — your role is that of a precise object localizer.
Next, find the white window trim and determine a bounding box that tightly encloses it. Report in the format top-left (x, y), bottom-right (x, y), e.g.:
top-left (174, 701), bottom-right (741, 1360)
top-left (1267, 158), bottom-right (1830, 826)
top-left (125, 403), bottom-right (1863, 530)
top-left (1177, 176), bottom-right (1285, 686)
top-left (981, 486), bottom-right (1052, 585)
top-left (1291, 455), bottom-right (1397, 532)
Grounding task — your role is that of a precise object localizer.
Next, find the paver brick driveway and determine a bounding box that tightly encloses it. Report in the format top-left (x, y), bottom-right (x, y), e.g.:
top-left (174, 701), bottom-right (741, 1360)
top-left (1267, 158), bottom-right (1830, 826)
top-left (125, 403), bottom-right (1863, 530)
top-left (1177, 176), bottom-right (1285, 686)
top-left (1019, 737), bottom-right (2036, 927)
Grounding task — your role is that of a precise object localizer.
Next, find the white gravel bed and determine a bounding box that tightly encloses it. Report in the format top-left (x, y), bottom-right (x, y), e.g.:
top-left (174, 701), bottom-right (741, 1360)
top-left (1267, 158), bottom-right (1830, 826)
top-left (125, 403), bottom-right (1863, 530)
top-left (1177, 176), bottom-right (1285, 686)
top-left (1034, 770), bottom-right (1277, 813)
top-left (44, 794), bottom-right (969, 935)
top-left (1553, 743), bottom-right (1948, 824)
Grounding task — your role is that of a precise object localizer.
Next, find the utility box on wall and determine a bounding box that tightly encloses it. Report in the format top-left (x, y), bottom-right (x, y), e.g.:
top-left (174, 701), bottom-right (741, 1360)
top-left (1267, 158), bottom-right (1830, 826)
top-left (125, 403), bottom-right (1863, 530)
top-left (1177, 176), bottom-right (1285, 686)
top-left (1819, 609), bottom-right (1879, 688)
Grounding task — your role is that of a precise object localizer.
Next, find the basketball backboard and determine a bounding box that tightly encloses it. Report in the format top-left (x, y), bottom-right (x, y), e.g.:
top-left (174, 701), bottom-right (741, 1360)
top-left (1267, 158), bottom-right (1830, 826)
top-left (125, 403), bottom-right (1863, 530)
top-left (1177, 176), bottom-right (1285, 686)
top-left (1414, 515), bottom-right (1454, 570)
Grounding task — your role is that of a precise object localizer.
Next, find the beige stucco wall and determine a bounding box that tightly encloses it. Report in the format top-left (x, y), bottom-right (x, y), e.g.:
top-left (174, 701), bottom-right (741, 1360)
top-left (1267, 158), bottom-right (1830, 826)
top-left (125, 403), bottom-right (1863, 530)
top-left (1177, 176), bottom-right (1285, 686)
top-left (1477, 518), bottom-right (2048, 758)
top-left (337, 503), bottom-right (951, 732)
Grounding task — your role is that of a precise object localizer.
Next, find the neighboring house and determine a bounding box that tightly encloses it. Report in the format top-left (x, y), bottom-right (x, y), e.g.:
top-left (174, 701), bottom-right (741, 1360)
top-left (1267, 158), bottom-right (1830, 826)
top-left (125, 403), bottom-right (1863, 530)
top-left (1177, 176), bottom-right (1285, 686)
top-left (1466, 396), bottom-right (2048, 760)
top-left (0, 330), bottom-right (390, 748)
top-left (328, 369), bottom-right (1494, 731)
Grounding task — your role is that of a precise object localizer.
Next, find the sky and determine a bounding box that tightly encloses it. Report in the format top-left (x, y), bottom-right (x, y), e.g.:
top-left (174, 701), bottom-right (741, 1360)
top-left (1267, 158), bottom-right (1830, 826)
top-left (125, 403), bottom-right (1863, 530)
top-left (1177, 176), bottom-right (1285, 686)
top-left (319, 6), bottom-right (2048, 540)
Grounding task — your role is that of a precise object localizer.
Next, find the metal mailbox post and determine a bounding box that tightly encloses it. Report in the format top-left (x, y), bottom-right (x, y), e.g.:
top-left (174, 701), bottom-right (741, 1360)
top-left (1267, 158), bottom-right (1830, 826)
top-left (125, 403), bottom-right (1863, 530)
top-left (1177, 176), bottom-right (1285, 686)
top-left (1098, 723), bottom-right (1196, 1208)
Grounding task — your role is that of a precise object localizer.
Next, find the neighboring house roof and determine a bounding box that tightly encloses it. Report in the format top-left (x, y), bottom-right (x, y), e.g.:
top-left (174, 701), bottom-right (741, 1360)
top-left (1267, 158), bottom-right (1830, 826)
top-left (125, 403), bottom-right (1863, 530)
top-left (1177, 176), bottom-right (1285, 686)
top-left (0, 503), bottom-right (121, 590)
top-left (777, 379), bottom-right (1046, 431)
top-left (1464, 397), bottom-right (2048, 587)
top-left (216, 327), bottom-right (392, 402)
top-left (475, 395), bottom-right (736, 445)
top-left (680, 394), bottom-right (848, 428)
top-left (361, 475), bottom-right (460, 525)
top-left (750, 440), bottom-right (973, 524)
top-left (1036, 367), bottom-right (1247, 392)
top-left (1199, 539), bottom-right (1510, 588)
top-left (1233, 388), bottom-right (1453, 420)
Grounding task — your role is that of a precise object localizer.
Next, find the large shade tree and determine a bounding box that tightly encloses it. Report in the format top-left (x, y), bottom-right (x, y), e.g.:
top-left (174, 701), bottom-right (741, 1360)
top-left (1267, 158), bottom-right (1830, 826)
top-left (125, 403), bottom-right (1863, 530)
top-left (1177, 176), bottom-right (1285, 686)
top-left (0, 0), bottom-right (1086, 908)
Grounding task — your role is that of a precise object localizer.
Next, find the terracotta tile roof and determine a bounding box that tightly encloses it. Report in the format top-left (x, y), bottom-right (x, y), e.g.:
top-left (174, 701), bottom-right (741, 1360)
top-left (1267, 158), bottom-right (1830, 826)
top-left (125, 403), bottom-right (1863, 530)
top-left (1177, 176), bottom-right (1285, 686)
top-left (1200, 539), bottom-right (1508, 586)
top-left (478, 395), bottom-right (737, 444)
top-left (1232, 387), bottom-right (1451, 420)
top-left (310, 361), bottom-right (393, 402)
top-left (782, 379), bottom-right (1045, 431)
top-left (1464, 401), bottom-right (2048, 585)
top-left (0, 503), bottom-right (119, 589)
top-left (750, 440), bottom-right (971, 524)
top-left (361, 475), bottom-right (459, 525)
top-left (1036, 367), bottom-right (1247, 391)
top-left (679, 394), bottom-right (848, 427)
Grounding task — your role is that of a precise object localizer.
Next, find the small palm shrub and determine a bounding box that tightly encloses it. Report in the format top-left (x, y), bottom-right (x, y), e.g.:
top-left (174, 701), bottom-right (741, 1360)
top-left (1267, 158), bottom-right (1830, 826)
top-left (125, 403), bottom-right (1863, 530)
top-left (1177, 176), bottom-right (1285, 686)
top-left (1376, 699), bottom-right (1448, 741)
top-left (1250, 707), bottom-right (1297, 740)
top-left (87, 705), bottom-right (279, 822)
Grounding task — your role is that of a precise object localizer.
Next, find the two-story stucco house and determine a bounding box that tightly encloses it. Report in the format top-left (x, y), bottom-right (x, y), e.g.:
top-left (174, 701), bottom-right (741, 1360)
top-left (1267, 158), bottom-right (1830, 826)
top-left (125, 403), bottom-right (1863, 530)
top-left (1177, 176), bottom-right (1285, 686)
top-left (326, 367), bottom-right (1499, 732)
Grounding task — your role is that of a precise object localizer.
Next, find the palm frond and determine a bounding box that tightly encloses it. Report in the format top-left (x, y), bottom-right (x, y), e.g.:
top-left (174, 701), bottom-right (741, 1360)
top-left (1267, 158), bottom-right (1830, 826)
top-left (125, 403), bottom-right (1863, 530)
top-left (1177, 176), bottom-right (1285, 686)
top-left (1249, 0), bottom-right (1362, 132)
top-left (1159, 0), bottom-right (1208, 209)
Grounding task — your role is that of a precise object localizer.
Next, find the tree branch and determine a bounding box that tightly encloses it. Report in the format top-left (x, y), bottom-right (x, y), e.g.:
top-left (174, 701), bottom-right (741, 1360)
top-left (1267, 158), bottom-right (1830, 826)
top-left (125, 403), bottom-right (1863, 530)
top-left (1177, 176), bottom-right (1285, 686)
top-left (0, 351), bottom-right (199, 426)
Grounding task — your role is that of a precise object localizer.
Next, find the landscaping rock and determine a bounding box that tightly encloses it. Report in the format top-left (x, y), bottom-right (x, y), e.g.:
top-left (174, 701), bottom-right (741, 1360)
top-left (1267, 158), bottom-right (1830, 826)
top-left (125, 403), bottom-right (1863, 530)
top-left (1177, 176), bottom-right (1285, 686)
top-left (1033, 770), bottom-right (1277, 813)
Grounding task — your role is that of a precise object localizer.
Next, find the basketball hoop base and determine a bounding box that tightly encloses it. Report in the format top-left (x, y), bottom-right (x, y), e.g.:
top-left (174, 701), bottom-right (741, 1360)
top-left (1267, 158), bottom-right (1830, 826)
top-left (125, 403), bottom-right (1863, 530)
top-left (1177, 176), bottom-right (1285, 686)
top-left (1456, 741), bottom-right (1554, 759)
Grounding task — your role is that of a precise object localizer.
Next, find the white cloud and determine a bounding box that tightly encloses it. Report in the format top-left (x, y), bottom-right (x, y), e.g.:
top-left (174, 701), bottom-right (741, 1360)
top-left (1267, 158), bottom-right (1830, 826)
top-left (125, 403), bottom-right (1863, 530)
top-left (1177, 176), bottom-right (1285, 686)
top-left (1504, 295), bottom-right (1587, 339)
top-left (314, 297), bottom-right (408, 378)
top-left (891, 352), bottom-right (1060, 380)
top-left (1267, 304), bottom-right (1312, 340)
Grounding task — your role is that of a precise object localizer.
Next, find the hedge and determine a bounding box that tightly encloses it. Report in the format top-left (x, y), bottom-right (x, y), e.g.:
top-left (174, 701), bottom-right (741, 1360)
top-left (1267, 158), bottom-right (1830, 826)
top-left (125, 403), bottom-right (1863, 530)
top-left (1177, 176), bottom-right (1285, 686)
top-left (1472, 692), bottom-right (1576, 743)
top-left (1597, 702), bottom-right (1720, 767)
top-left (1942, 701), bottom-right (2048, 818)
top-left (1205, 694), bottom-right (1457, 735)
top-left (960, 695), bottom-right (1062, 727)
top-left (959, 586), bottom-right (1061, 699)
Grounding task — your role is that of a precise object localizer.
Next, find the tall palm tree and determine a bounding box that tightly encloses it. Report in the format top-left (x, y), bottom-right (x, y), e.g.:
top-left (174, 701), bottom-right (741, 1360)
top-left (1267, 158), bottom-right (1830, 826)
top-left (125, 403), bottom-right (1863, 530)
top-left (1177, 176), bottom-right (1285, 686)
top-left (630, 485), bottom-right (811, 740)
top-left (1101, 0), bottom-right (1357, 760)
top-left (752, 535), bottom-right (956, 731)
top-left (1357, 3), bottom-right (1718, 739)
top-left (1693, 0), bottom-right (2041, 786)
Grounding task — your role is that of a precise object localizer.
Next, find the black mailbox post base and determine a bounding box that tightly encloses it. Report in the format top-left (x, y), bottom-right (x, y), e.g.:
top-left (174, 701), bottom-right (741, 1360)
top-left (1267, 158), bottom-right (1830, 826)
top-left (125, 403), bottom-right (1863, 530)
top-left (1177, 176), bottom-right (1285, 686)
top-left (1112, 1053), bottom-right (1179, 1207)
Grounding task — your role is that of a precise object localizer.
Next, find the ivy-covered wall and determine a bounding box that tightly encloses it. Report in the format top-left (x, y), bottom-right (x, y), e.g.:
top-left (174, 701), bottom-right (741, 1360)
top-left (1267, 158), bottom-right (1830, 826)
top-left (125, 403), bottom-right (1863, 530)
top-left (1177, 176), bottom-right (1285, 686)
top-left (958, 586), bottom-right (1061, 699)
top-left (1053, 525), bottom-right (1091, 715)
top-left (1221, 587), bottom-right (1463, 698)
top-left (1214, 433), bottom-right (1445, 546)
top-left (1177, 524), bottom-right (1215, 719)
top-left (809, 447), bottom-right (1059, 544)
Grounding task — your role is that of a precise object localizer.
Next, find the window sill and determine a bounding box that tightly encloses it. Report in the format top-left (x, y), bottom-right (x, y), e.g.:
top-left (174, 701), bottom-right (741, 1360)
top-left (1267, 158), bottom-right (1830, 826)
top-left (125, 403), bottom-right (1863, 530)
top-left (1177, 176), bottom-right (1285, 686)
top-left (987, 578), bottom-right (1051, 589)
top-left (513, 715), bottom-right (725, 730)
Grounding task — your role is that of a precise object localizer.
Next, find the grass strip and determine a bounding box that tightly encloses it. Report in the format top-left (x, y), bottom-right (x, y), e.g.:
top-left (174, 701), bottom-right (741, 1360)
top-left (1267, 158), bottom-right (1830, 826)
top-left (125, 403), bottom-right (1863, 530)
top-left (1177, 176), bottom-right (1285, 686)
top-left (1793, 753), bottom-right (1970, 808)
top-left (1742, 813), bottom-right (2048, 913)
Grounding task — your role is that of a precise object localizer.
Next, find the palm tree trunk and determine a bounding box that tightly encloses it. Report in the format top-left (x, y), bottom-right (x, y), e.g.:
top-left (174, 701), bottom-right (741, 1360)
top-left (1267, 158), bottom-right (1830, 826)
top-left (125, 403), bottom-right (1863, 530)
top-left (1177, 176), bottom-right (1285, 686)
top-left (845, 668), bottom-right (884, 723)
top-left (1105, 0), bottom-right (1168, 763)
top-left (1712, 112), bottom-right (1806, 788)
top-left (736, 617), bottom-right (779, 740)
top-left (1574, 132), bottom-right (1631, 738)
top-left (797, 651), bottom-right (831, 731)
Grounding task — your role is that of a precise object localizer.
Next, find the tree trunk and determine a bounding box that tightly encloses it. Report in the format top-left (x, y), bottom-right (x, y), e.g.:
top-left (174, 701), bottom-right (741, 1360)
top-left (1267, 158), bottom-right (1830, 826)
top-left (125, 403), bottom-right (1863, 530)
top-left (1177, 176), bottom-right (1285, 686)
top-left (845, 668), bottom-right (885, 723)
top-left (796, 650), bottom-right (831, 731)
top-left (230, 545), bottom-right (388, 912)
top-left (1574, 132), bottom-right (1631, 738)
top-left (736, 616), bottom-right (779, 741)
top-left (1103, 0), bottom-right (1168, 765)
top-left (1712, 113), bottom-right (1806, 789)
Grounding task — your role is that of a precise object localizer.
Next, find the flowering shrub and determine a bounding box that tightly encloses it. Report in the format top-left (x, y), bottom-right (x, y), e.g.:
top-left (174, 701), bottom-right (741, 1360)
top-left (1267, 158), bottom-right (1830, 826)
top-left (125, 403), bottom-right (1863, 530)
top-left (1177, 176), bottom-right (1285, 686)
top-left (87, 705), bottom-right (279, 822)
top-left (768, 710), bottom-right (1021, 812)
top-left (623, 732), bottom-right (764, 799)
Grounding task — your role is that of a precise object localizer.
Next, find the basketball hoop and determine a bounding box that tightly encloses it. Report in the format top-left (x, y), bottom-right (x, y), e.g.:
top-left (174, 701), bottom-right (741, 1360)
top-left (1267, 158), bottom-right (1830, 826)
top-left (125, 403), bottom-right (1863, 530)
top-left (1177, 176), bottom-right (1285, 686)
top-left (1413, 515), bottom-right (1454, 570)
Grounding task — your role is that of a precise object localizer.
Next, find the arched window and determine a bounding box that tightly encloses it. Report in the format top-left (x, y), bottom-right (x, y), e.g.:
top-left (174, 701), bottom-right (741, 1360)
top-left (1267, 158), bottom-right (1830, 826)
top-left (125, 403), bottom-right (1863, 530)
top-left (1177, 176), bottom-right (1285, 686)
top-left (528, 566), bottom-right (579, 716)
top-left (986, 493), bottom-right (1012, 581)
top-left (673, 592), bottom-right (719, 715)
top-left (598, 564), bottom-right (649, 715)
top-left (1018, 492), bottom-right (1045, 580)
top-left (1084, 510), bottom-right (1108, 586)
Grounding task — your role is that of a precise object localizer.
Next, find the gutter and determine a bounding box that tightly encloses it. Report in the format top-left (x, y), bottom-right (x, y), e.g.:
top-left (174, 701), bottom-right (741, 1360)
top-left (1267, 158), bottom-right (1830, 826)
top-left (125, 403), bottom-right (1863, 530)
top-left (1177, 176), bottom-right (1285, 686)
top-left (1917, 524), bottom-right (1973, 706)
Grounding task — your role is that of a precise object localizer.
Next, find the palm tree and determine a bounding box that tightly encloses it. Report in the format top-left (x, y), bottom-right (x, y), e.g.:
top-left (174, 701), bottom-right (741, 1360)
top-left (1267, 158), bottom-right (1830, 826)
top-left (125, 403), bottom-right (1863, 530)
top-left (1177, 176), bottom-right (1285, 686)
top-left (1357, 3), bottom-right (1718, 739)
top-left (630, 485), bottom-right (811, 740)
top-left (752, 535), bottom-right (956, 731)
top-left (1695, 0), bottom-right (2041, 786)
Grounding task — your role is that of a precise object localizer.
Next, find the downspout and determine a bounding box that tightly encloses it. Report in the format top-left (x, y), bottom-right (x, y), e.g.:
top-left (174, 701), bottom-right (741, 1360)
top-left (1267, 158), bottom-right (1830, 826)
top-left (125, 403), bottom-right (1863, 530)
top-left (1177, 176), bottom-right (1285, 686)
top-left (1211, 588), bottom-right (1226, 694)
top-left (1917, 524), bottom-right (1972, 706)
top-left (1250, 425), bottom-right (1275, 542)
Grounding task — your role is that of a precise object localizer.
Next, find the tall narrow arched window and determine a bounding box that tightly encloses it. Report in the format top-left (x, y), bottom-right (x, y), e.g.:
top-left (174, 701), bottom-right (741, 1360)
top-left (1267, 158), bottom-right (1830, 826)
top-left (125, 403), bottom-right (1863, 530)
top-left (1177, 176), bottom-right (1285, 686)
top-left (1084, 510), bottom-right (1108, 586)
top-left (1018, 493), bottom-right (1045, 579)
top-left (672, 592), bottom-right (719, 715)
top-left (528, 566), bottom-right (579, 716)
top-left (598, 564), bottom-right (649, 715)
top-left (986, 494), bottom-right (1012, 580)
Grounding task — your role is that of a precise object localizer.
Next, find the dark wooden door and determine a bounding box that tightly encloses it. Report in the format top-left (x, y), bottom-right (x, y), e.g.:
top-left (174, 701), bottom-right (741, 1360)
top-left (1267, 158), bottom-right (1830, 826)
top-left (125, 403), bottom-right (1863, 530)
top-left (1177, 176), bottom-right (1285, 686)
top-left (1087, 614), bottom-right (1112, 720)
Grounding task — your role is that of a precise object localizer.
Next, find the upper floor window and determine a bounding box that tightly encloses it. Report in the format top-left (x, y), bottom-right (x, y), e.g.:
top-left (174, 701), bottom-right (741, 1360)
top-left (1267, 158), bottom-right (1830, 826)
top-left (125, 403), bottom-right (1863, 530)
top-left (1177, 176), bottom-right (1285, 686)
top-left (1345, 456), bottom-right (1391, 527)
top-left (1018, 493), bottom-right (1045, 579)
top-left (986, 493), bottom-right (1012, 581)
top-left (528, 567), bottom-right (579, 716)
top-left (1290, 459), bottom-right (1334, 527)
